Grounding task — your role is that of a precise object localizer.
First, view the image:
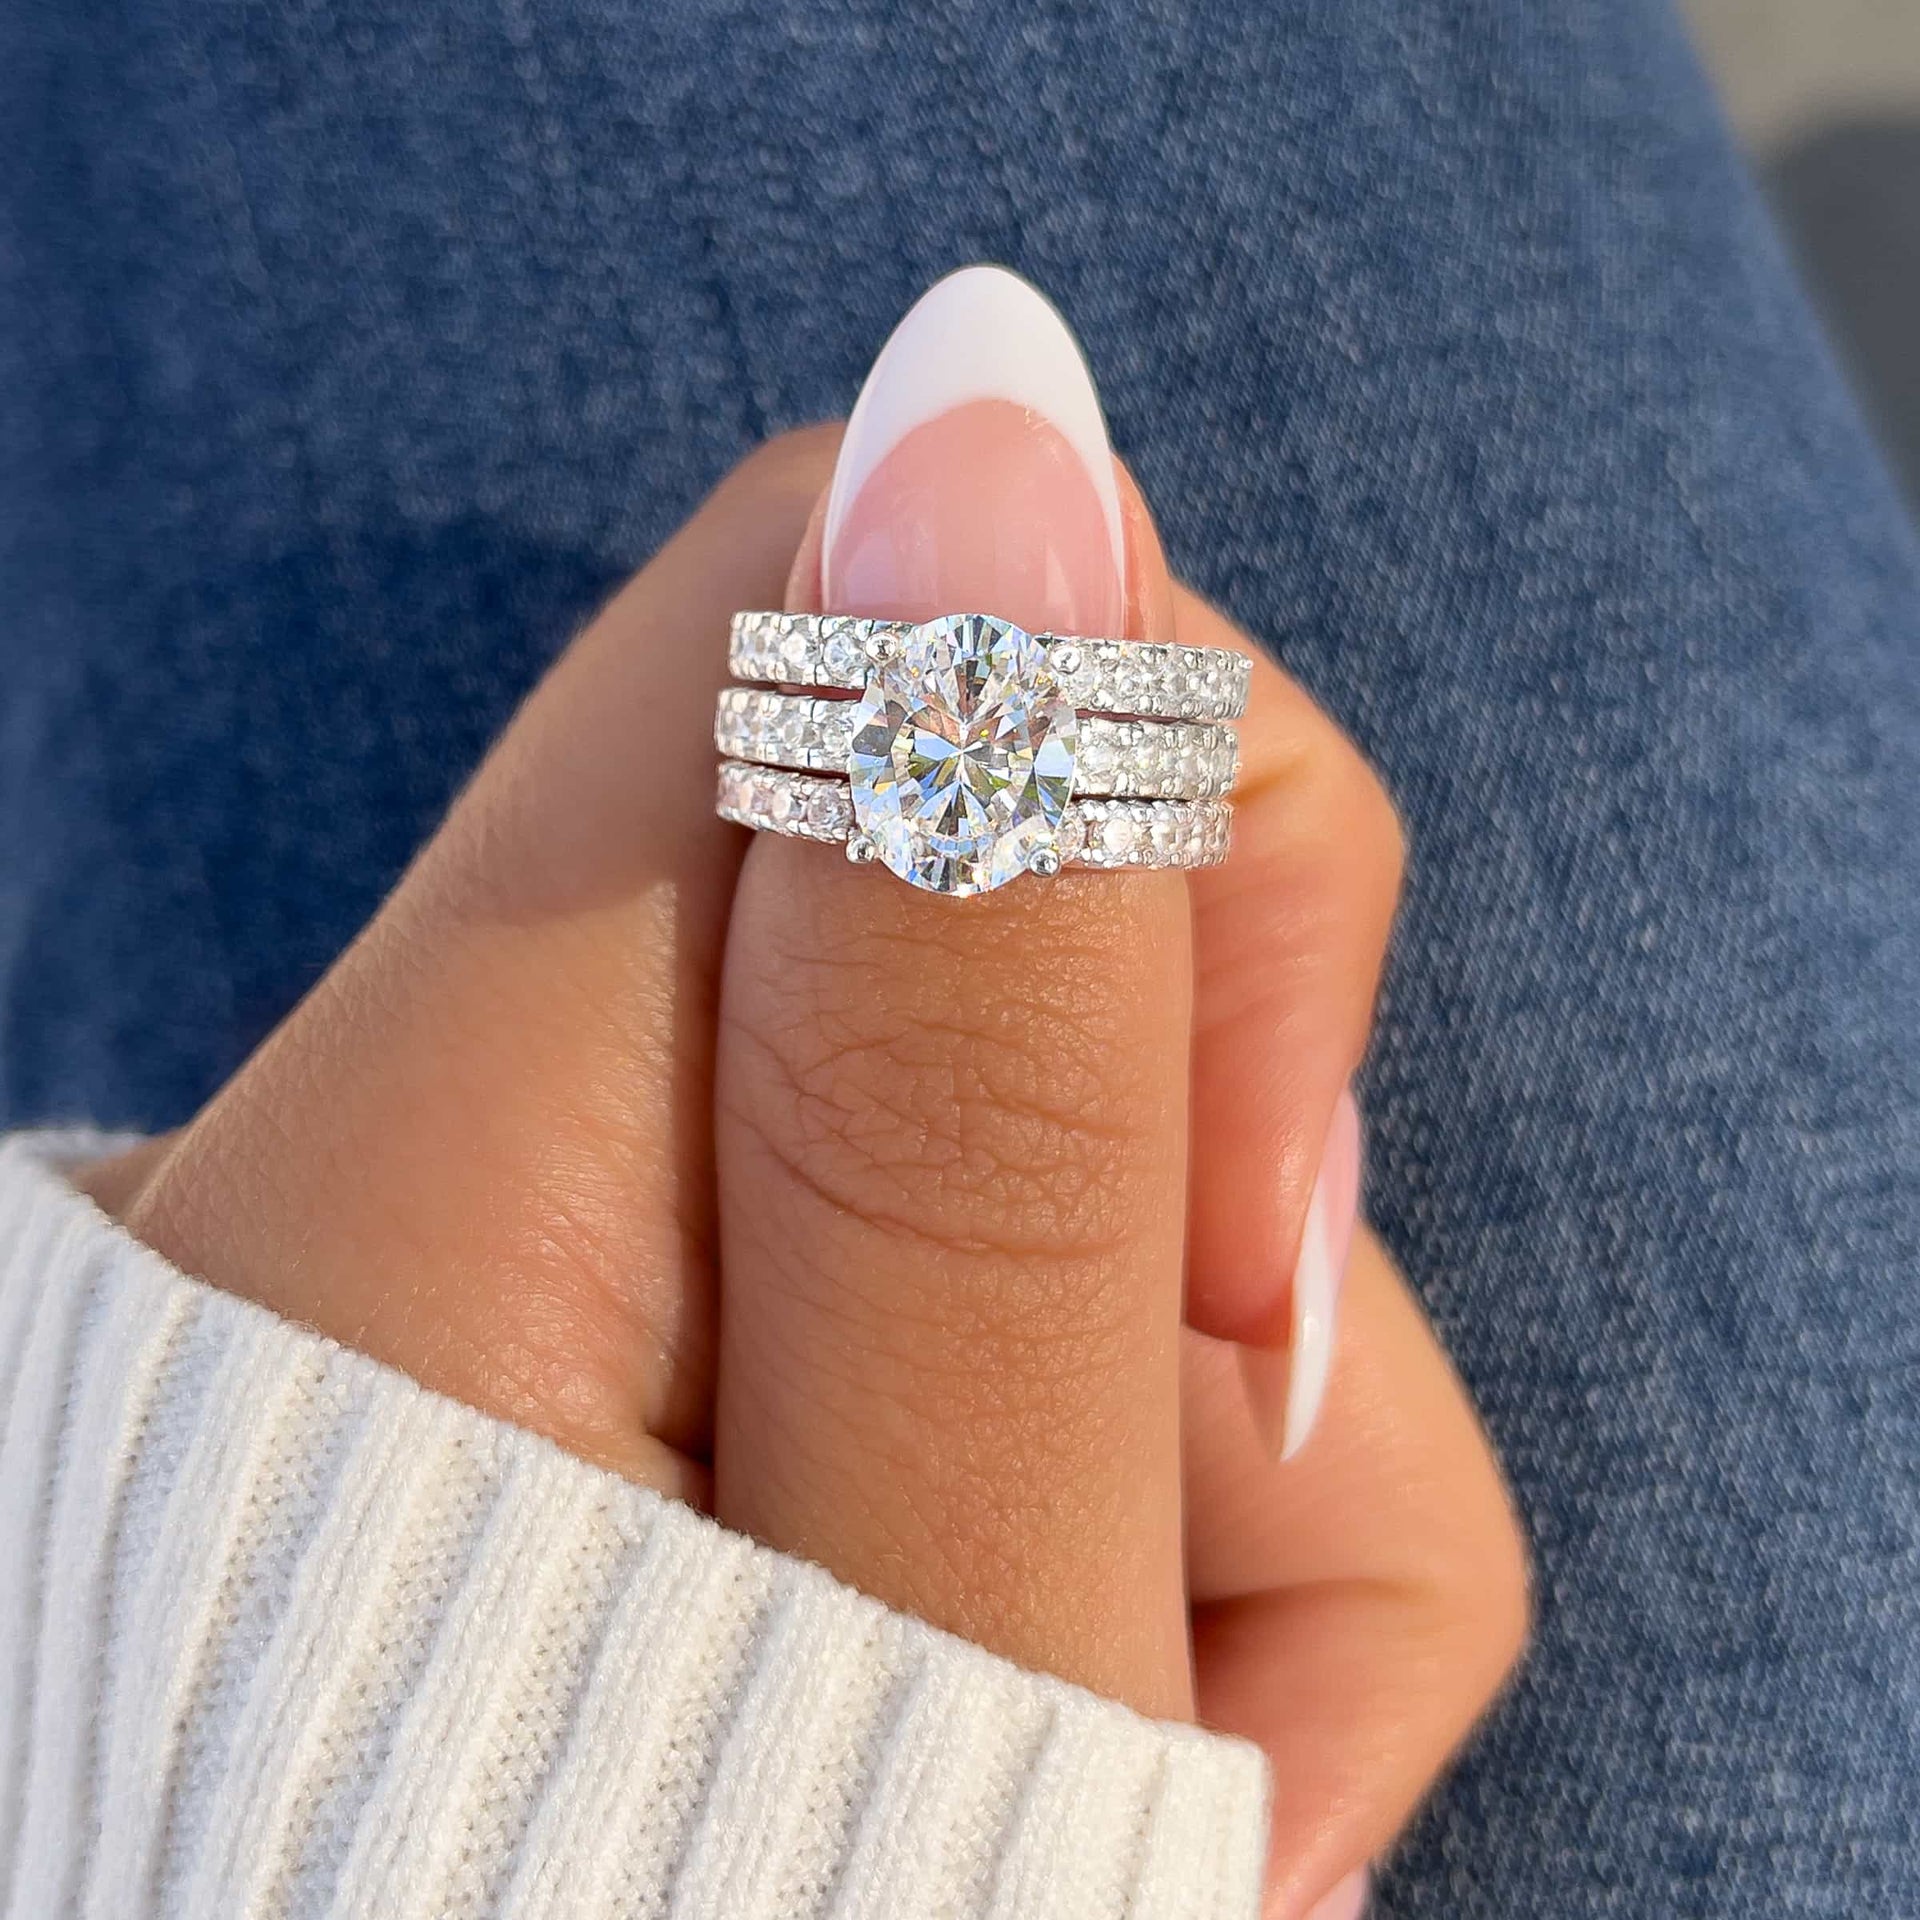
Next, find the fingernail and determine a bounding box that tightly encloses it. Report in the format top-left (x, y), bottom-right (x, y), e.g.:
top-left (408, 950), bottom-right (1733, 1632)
top-left (1302, 1868), bottom-right (1370, 1920)
top-left (1240, 1087), bottom-right (1363, 1461)
top-left (822, 263), bottom-right (1125, 630)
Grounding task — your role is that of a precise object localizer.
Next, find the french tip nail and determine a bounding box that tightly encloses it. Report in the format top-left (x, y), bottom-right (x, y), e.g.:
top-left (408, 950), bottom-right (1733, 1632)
top-left (821, 264), bottom-right (1124, 620)
top-left (1278, 1198), bottom-right (1336, 1463)
top-left (1244, 1085), bottom-right (1365, 1463)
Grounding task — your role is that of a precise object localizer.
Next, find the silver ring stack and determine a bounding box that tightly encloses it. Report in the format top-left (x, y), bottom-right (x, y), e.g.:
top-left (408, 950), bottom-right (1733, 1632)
top-left (716, 610), bottom-right (1249, 898)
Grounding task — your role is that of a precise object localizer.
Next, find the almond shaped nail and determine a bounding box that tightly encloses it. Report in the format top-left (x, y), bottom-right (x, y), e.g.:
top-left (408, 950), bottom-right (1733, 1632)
top-left (1240, 1087), bottom-right (1364, 1461)
top-left (821, 264), bottom-right (1126, 632)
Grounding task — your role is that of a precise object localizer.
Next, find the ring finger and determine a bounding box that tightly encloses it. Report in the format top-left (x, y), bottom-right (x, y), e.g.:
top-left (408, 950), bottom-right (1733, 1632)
top-left (713, 269), bottom-right (1196, 1715)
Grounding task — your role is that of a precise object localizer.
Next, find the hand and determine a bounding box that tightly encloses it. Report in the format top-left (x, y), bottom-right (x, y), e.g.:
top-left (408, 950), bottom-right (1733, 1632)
top-left (87, 269), bottom-right (1526, 1916)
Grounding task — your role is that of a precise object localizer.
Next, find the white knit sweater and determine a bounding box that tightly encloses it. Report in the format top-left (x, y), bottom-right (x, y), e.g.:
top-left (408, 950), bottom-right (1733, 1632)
top-left (0, 1132), bottom-right (1266, 1920)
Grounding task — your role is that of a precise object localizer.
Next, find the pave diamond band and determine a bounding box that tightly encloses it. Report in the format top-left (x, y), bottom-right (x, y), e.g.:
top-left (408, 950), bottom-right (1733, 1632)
top-left (729, 611), bottom-right (1251, 722)
top-left (717, 761), bottom-right (1233, 871)
top-left (718, 609), bottom-right (1244, 893)
top-left (715, 688), bottom-right (1239, 801)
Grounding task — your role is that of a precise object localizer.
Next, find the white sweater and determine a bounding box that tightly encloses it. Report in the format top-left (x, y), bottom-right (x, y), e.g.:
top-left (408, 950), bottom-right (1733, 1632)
top-left (0, 1132), bottom-right (1266, 1920)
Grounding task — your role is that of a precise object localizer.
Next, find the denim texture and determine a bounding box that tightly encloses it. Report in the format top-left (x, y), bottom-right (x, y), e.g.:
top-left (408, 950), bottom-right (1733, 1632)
top-left (2, 1), bottom-right (1916, 1912)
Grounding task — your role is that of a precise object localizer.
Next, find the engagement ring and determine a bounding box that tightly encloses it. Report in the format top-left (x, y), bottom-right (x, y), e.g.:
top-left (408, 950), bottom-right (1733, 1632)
top-left (716, 611), bottom-right (1247, 896)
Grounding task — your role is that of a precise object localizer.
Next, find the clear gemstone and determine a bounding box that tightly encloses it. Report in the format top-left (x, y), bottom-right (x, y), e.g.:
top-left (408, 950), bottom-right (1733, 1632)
top-left (848, 613), bottom-right (1077, 895)
top-left (822, 624), bottom-right (863, 678)
top-left (820, 710), bottom-right (853, 759)
top-left (806, 784), bottom-right (851, 837)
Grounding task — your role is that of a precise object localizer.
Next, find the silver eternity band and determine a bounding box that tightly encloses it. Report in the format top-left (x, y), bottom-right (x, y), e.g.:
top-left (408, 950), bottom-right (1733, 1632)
top-left (716, 690), bottom-right (1240, 801)
top-left (716, 610), bottom-right (1247, 897)
top-left (728, 611), bottom-right (1251, 722)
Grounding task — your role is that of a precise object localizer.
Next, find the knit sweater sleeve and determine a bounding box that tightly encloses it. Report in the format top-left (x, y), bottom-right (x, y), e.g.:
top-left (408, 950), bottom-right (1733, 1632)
top-left (0, 1131), bottom-right (1268, 1920)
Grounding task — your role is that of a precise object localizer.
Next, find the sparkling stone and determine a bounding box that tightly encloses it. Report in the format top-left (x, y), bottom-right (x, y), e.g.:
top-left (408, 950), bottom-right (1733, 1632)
top-left (822, 625), bottom-right (863, 679)
top-left (848, 613), bottom-right (1077, 895)
top-left (820, 709), bottom-right (853, 759)
top-left (806, 785), bottom-right (851, 837)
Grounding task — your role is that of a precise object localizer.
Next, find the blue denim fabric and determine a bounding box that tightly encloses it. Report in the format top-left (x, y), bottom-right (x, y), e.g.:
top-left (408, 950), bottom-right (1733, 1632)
top-left (3, 1), bottom-right (1916, 1911)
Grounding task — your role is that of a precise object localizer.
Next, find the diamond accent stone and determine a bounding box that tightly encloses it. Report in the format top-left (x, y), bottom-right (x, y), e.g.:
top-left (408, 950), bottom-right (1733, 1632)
top-left (847, 613), bottom-right (1078, 896)
top-left (821, 620), bottom-right (863, 679)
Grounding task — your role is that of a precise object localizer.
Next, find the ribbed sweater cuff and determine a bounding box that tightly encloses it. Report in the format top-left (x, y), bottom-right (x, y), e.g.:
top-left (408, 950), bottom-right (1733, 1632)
top-left (0, 1131), bottom-right (1267, 1920)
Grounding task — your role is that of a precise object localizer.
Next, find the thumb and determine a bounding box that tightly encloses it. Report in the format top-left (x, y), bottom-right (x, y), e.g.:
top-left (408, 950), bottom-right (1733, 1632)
top-left (712, 266), bottom-right (1196, 1715)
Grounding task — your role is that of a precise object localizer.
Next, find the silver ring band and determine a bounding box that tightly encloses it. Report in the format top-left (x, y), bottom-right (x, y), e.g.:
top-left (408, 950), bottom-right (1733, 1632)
top-left (715, 688), bottom-right (1239, 801)
top-left (717, 761), bottom-right (1233, 871)
top-left (729, 611), bottom-right (1251, 722)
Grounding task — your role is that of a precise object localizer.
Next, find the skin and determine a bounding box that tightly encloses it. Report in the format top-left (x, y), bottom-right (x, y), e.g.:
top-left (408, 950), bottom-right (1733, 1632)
top-left (84, 427), bottom-right (1529, 1918)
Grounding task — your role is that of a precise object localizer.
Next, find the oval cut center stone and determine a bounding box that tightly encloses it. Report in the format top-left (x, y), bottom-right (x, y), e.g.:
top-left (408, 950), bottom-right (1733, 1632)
top-left (847, 613), bottom-right (1078, 896)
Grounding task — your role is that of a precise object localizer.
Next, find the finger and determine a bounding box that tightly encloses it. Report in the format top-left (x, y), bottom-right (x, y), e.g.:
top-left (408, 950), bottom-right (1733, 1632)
top-left (112, 430), bottom-right (839, 1490)
top-left (1156, 564), bottom-right (1404, 1455)
top-left (713, 266), bottom-right (1194, 1715)
top-left (1183, 1230), bottom-right (1530, 1915)
top-left (789, 447), bottom-right (1397, 1473)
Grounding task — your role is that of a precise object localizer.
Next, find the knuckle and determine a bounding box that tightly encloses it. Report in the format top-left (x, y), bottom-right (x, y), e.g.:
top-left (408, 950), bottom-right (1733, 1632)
top-left (1356, 756), bottom-right (1408, 904)
top-left (1223, 700), bottom-right (1405, 976)
top-left (1322, 728), bottom-right (1407, 915)
top-left (1425, 1441), bottom-right (1534, 1706)
top-left (728, 985), bottom-right (1137, 1264)
top-left (722, 890), bottom-right (1180, 1274)
top-left (1480, 1496), bottom-right (1535, 1678)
